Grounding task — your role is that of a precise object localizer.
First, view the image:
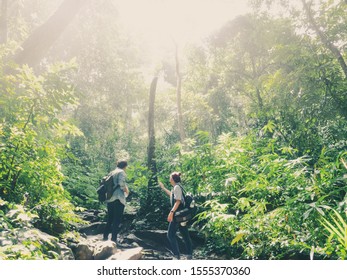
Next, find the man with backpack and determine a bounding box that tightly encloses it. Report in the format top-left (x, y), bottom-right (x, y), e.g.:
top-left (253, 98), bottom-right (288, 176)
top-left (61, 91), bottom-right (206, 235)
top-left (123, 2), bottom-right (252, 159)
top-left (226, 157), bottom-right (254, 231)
top-left (103, 160), bottom-right (129, 244)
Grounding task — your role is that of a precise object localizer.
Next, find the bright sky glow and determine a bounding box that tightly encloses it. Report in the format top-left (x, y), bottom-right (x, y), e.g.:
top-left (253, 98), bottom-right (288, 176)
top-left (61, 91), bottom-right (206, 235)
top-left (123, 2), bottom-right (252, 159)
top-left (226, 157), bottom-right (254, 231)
top-left (115, 0), bottom-right (250, 59)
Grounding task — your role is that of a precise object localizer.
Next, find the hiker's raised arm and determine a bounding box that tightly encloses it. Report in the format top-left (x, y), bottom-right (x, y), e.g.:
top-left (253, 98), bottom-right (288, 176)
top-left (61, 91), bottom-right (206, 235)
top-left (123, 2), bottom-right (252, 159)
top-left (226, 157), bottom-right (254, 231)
top-left (158, 181), bottom-right (171, 197)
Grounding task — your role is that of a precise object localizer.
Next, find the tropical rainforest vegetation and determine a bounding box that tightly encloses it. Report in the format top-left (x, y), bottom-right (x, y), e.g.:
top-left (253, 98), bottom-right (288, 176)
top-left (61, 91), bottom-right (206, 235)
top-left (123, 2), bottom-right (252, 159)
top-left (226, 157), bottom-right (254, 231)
top-left (0, 0), bottom-right (346, 260)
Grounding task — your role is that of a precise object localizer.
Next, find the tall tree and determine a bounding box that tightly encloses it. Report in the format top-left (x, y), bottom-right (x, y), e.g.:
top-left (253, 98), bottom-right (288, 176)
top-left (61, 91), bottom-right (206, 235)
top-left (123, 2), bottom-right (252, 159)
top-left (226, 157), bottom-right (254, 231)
top-left (174, 43), bottom-right (185, 142)
top-left (147, 76), bottom-right (159, 206)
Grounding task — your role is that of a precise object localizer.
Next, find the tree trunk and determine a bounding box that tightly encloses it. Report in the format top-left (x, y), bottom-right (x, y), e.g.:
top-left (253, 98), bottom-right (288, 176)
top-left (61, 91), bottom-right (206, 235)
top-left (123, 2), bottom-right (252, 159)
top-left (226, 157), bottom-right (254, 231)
top-left (175, 44), bottom-right (185, 142)
top-left (256, 88), bottom-right (263, 110)
top-left (147, 77), bottom-right (159, 205)
top-left (125, 84), bottom-right (132, 137)
top-left (13, 0), bottom-right (86, 67)
top-left (0, 0), bottom-right (7, 44)
top-left (302, 0), bottom-right (347, 79)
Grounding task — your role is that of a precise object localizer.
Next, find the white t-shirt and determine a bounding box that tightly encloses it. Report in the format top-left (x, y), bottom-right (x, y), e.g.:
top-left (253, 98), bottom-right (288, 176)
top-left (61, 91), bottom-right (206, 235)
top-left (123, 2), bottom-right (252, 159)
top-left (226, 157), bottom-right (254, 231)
top-left (171, 184), bottom-right (185, 206)
top-left (105, 168), bottom-right (127, 205)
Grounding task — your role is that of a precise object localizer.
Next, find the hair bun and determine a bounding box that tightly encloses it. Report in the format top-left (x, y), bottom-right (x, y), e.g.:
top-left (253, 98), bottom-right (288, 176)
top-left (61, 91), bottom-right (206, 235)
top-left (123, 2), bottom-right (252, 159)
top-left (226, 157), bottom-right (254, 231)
top-left (170, 172), bottom-right (182, 183)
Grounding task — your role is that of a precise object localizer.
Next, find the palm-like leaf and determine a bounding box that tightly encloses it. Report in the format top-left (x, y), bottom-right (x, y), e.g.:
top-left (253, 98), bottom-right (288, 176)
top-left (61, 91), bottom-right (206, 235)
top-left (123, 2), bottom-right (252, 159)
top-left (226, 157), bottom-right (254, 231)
top-left (321, 209), bottom-right (347, 249)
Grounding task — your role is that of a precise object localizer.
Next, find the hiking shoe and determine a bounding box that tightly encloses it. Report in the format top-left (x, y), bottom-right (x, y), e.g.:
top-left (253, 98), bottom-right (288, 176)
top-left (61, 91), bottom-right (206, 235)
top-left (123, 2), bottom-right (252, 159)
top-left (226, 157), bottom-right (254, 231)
top-left (187, 255), bottom-right (193, 260)
top-left (116, 242), bottom-right (126, 249)
top-left (111, 239), bottom-right (123, 248)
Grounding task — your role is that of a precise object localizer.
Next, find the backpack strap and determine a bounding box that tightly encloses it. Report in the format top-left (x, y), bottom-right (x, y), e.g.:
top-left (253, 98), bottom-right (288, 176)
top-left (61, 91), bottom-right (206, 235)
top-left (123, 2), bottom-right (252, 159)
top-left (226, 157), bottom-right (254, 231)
top-left (108, 170), bottom-right (122, 191)
top-left (177, 183), bottom-right (186, 207)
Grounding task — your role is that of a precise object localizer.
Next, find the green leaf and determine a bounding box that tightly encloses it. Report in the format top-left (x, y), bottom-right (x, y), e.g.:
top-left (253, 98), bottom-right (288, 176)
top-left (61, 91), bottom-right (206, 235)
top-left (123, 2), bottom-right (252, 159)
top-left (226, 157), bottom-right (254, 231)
top-left (231, 232), bottom-right (246, 245)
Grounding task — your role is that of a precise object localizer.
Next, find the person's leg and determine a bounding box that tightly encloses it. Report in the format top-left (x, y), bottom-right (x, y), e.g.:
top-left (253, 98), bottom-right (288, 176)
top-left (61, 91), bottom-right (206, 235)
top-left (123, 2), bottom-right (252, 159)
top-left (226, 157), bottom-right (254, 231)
top-left (167, 221), bottom-right (180, 259)
top-left (179, 224), bottom-right (193, 259)
top-left (103, 201), bottom-right (116, 240)
top-left (111, 200), bottom-right (125, 242)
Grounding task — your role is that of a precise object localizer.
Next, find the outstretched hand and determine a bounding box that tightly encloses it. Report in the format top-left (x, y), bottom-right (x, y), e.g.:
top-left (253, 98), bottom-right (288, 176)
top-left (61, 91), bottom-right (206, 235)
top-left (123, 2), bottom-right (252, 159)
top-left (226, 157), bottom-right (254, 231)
top-left (158, 181), bottom-right (171, 197)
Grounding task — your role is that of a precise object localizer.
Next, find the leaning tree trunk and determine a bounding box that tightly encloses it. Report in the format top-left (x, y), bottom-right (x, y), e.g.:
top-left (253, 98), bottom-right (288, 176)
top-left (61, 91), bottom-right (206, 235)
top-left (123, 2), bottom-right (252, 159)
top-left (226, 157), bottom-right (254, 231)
top-left (147, 77), bottom-right (159, 207)
top-left (0, 0), bottom-right (8, 44)
top-left (13, 0), bottom-right (86, 68)
top-left (125, 84), bottom-right (132, 138)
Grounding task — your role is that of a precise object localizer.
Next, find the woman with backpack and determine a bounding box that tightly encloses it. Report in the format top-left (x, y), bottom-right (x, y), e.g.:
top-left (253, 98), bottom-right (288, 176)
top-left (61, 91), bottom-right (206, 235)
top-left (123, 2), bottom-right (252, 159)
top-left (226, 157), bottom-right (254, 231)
top-left (159, 172), bottom-right (193, 260)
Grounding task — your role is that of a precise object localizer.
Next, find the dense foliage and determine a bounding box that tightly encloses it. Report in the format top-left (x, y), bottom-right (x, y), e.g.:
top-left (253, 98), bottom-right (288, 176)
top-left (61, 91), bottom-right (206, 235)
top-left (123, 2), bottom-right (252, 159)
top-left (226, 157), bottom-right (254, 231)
top-left (0, 52), bottom-right (82, 234)
top-left (0, 0), bottom-right (346, 259)
top-left (171, 132), bottom-right (347, 259)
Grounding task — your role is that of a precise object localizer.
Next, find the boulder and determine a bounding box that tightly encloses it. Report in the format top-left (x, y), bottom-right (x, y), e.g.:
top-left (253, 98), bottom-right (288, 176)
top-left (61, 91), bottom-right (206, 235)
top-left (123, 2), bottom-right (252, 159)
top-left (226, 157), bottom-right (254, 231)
top-left (123, 230), bottom-right (170, 251)
top-left (57, 242), bottom-right (75, 260)
top-left (0, 228), bottom-right (74, 260)
top-left (75, 242), bottom-right (94, 260)
top-left (122, 229), bottom-right (204, 255)
top-left (78, 222), bottom-right (105, 236)
top-left (93, 241), bottom-right (117, 260)
top-left (78, 210), bottom-right (104, 223)
top-left (108, 247), bottom-right (143, 260)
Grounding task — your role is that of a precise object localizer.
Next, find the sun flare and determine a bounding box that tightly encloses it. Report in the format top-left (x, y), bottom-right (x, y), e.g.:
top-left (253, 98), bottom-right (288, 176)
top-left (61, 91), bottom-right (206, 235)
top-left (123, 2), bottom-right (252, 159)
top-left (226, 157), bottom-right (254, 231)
top-left (115, 0), bottom-right (250, 52)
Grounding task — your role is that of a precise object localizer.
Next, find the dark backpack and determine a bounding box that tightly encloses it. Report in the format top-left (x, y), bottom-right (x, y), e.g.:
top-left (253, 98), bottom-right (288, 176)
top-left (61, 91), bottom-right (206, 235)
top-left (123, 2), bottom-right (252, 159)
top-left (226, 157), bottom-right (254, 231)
top-left (97, 172), bottom-right (119, 202)
top-left (174, 184), bottom-right (197, 223)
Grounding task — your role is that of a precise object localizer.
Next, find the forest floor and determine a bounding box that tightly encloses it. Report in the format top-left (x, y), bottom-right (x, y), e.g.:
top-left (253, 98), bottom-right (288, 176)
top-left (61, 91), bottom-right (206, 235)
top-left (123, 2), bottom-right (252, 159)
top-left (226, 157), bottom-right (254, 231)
top-left (85, 232), bottom-right (220, 260)
top-left (78, 203), bottom-right (223, 260)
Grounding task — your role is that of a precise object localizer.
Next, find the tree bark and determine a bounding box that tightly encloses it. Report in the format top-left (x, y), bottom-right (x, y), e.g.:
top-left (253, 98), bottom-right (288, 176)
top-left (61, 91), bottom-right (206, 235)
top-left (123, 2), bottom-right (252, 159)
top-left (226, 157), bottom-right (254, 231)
top-left (13, 0), bottom-right (86, 67)
top-left (0, 0), bottom-right (7, 44)
top-left (175, 43), bottom-right (185, 142)
top-left (147, 77), bottom-right (159, 201)
top-left (125, 84), bottom-right (132, 137)
top-left (302, 0), bottom-right (347, 79)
